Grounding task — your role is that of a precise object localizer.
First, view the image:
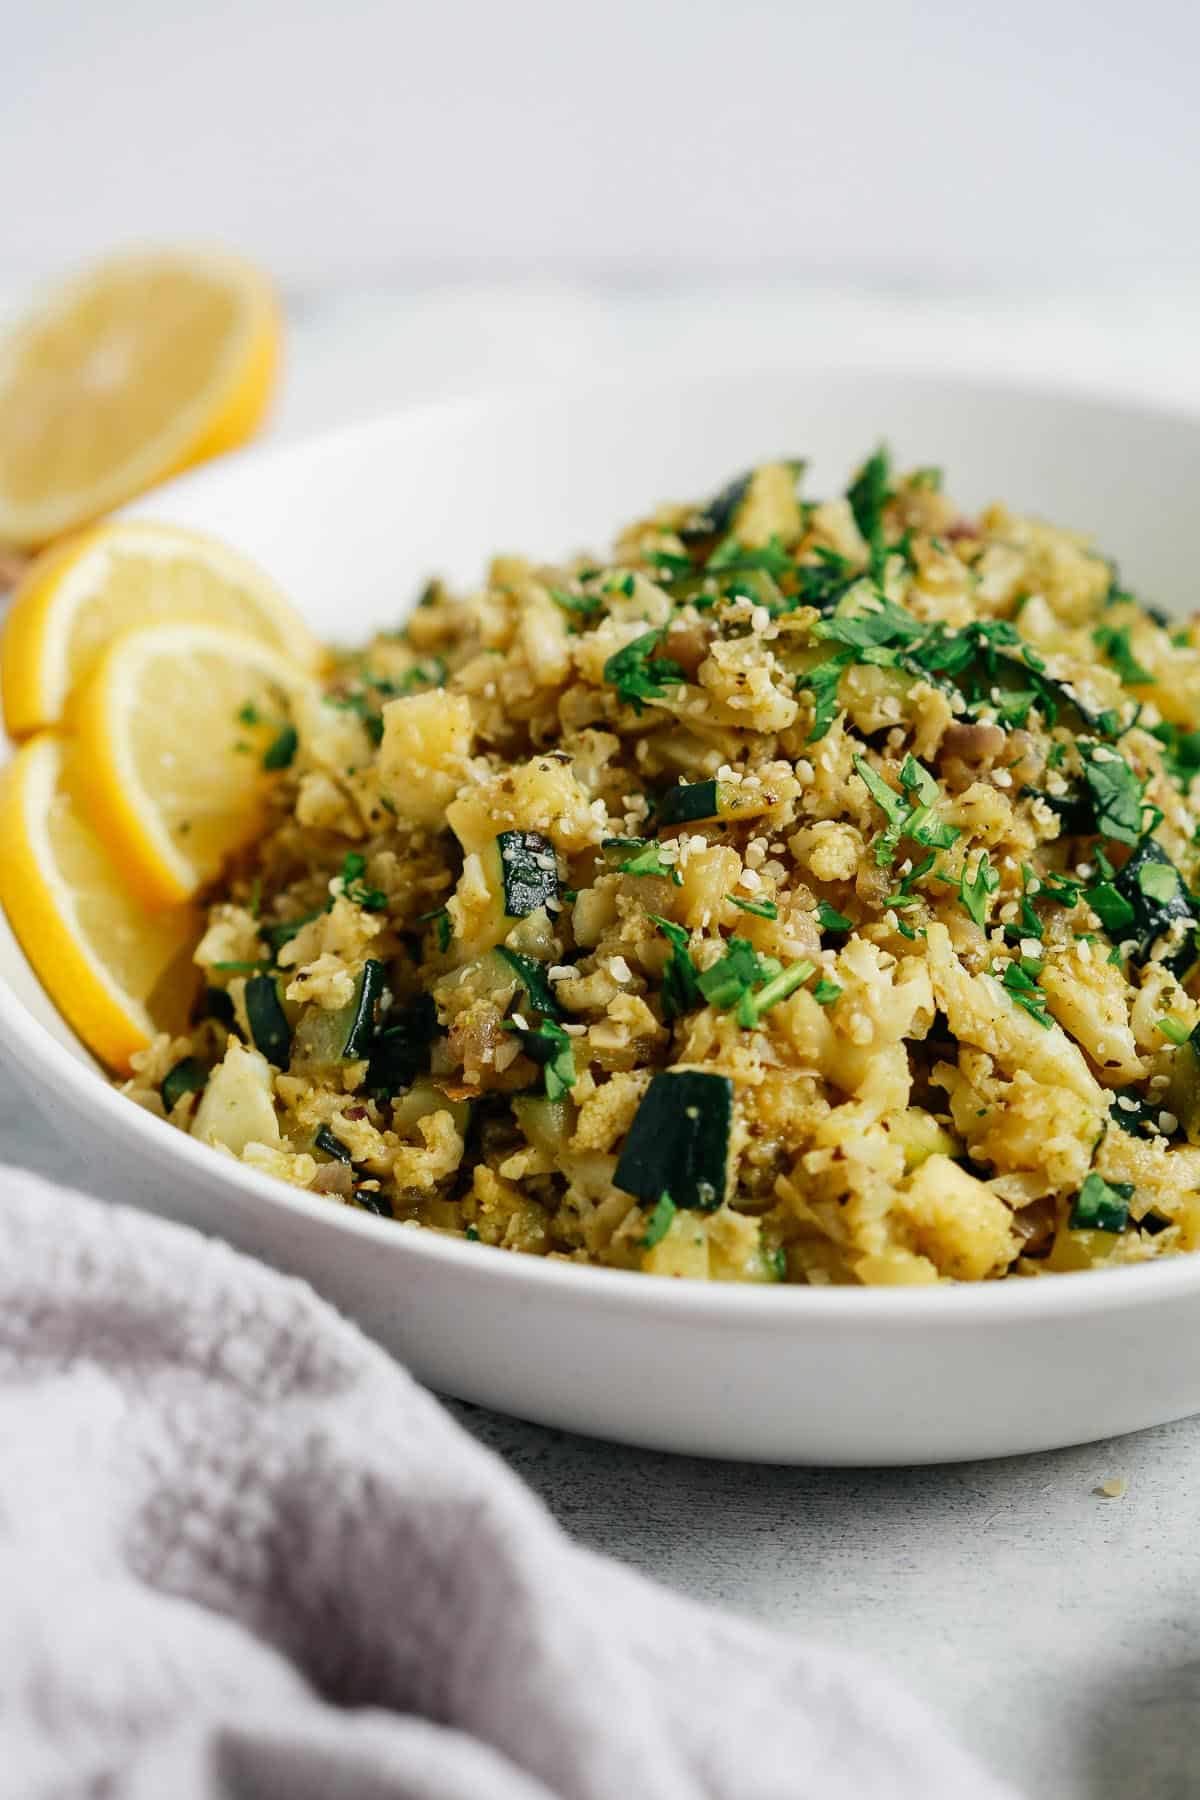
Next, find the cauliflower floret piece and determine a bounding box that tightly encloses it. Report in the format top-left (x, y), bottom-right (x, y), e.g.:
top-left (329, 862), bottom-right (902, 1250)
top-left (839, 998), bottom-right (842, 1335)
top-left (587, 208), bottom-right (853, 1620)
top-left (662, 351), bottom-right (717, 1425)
top-left (378, 690), bottom-right (473, 827)
top-left (1041, 945), bottom-right (1145, 1086)
top-left (896, 1154), bottom-right (1017, 1281)
top-left (192, 1040), bottom-right (281, 1155)
top-left (447, 754), bottom-right (599, 854)
top-left (924, 923), bottom-right (1103, 1109)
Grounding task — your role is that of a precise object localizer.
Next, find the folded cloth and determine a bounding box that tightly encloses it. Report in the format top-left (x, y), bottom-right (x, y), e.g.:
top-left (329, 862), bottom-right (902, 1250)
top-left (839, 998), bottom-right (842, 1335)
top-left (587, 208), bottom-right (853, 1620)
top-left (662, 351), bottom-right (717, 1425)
top-left (0, 1167), bottom-right (1017, 1800)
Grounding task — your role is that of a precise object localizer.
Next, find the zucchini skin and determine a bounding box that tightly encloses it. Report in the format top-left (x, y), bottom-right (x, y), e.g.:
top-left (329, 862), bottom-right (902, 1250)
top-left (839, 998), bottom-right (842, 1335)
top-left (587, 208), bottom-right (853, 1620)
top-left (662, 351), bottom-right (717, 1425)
top-left (315, 1123), bottom-right (352, 1162)
top-left (245, 974), bottom-right (292, 1068)
top-left (497, 830), bottom-right (558, 918)
top-left (1114, 840), bottom-right (1198, 976)
top-left (495, 945), bottom-right (559, 1016)
top-left (367, 992), bottom-right (439, 1097)
top-left (614, 1069), bottom-right (733, 1212)
top-left (203, 986), bottom-right (237, 1032)
top-left (161, 1056), bottom-right (207, 1113)
top-left (342, 960), bottom-right (386, 1059)
top-left (680, 469), bottom-right (753, 544)
top-left (656, 778), bottom-right (777, 829)
top-left (657, 780), bottom-right (720, 827)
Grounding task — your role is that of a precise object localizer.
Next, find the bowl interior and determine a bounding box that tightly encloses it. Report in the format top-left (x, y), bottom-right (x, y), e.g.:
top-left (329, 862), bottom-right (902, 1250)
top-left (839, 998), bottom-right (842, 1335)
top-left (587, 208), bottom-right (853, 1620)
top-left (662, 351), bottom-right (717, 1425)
top-left (3, 365), bottom-right (1197, 1078)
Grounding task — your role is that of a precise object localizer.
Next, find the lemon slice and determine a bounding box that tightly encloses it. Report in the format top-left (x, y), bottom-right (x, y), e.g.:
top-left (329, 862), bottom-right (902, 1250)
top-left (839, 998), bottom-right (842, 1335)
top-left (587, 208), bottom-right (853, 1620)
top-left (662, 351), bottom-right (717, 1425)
top-left (0, 734), bottom-right (200, 1071)
top-left (0, 248), bottom-right (280, 549)
top-left (2, 520), bottom-right (323, 737)
top-left (73, 620), bottom-right (316, 907)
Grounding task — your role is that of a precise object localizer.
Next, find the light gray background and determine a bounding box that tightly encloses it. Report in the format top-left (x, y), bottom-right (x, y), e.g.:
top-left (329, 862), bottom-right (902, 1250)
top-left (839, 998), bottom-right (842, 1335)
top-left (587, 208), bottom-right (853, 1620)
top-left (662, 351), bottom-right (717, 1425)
top-left (2, 0), bottom-right (1198, 290)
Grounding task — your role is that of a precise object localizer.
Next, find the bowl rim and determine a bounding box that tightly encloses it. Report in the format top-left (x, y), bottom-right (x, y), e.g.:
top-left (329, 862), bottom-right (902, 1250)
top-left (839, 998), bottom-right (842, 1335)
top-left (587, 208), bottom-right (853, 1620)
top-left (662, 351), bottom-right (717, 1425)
top-left (7, 364), bottom-right (1200, 1330)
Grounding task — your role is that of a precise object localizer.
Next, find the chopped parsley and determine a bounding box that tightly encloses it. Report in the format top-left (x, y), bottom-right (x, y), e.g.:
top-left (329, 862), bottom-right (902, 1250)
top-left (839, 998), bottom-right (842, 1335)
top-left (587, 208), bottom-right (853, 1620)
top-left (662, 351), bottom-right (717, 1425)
top-left (262, 724), bottom-right (298, 770)
top-left (550, 586), bottom-right (605, 624)
top-left (705, 535), bottom-right (792, 580)
top-left (642, 1192), bottom-right (677, 1250)
top-left (846, 445), bottom-right (892, 557)
top-left (1082, 747), bottom-right (1144, 847)
top-left (786, 549), bottom-right (856, 614)
top-left (1001, 958), bottom-right (1052, 1028)
top-left (1069, 1172), bottom-right (1134, 1233)
top-left (697, 938), bottom-right (768, 1011)
top-left (649, 915), bottom-right (700, 1020)
top-left (730, 894), bottom-right (778, 919)
top-left (814, 593), bottom-right (924, 655)
top-left (853, 755), bottom-right (908, 844)
top-left (816, 900), bottom-right (852, 933)
top-left (339, 852), bottom-right (388, 912)
top-left (693, 937), bottom-right (813, 1027)
top-left (1093, 624), bottom-right (1153, 687)
top-left (1087, 879), bottom-right (1135, 935)
top-left (618, 841), bottom-right (683, 885)
top-left (853, 754), bottom-right (956, 867)
top-left (957, 852), bottom-right (999, 928)
top-left (736, 959), bottom-right (816, 1028)
top-left (602, 629), bottom-right (686, 714)
top-left (802, 650), bottom-right (853, 742)
top-left (516, 1017), bottom-right (576, 1101)
top-left (1003, 863), bottom-right (1043, 943)
top-left (1151, 720), bottom-right (1200, 789)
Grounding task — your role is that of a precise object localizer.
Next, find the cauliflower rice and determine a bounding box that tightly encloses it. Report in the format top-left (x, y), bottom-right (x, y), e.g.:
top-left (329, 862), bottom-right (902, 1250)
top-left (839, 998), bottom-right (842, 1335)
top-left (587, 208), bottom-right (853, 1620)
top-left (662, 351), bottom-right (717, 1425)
top-left (126, 451), bottom-right (1200, 1284)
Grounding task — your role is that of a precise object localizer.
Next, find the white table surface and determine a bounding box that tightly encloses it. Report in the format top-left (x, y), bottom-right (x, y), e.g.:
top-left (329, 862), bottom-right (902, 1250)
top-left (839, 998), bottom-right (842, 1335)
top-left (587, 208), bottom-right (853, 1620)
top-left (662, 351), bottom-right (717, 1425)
top-left (7, 279), bottom-right (1200, 1799)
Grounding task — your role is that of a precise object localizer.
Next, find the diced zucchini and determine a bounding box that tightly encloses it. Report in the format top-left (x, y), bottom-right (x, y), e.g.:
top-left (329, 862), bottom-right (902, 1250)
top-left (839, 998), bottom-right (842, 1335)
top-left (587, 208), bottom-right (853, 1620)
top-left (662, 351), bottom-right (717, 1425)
top-left (513, 1095), bottom-right (573, 1156)
top-left (161, 1057), bottom-right (207, 1113)
top-left (656, 778), bottom-right (777, 828)
top-left (203, 986), bottom-right (237, 1032)
top-left (680, 469), bottom-right (753, 543)
top-left (342, 960), bottom-right (386, 1058)
top-left (390, 1076), bottom-right (470, 1136)
top-left (680, 462), bottom-right (804, 548)
top-left (614, 1070), bottom-right (733, 1212)
top-left (314, 1123), bottom-right (353, 1162)
top-left (1113, 839), bottom-right (1198, 976)
top-left (657, 780), bottom-right (720, 826)
top-left (294, 960), bottom-right (386, 1067)
top-left (367, 992), bottom-right (439, 1097)
top-left (245, 974), bottom-right (291, 1068)
top-left (1166, 1029), bottom-right (1200, 1146)
top-left (356, 1188), bottom-right (394, 1219)
top-left (495, 945), bottom-right (559, 1016)
top-left (489, 830), bottom-right (558, 918)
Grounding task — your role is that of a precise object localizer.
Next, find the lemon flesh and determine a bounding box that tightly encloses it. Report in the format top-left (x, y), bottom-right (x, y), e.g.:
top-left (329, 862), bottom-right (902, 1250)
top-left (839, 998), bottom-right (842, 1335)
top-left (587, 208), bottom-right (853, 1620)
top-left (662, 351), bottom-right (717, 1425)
top-left (2, 520), bottom-right (322, 738)
top-left (0, 734), bottom-right (199, 1071)
top-left (0, 249), bottom-right (279, 548)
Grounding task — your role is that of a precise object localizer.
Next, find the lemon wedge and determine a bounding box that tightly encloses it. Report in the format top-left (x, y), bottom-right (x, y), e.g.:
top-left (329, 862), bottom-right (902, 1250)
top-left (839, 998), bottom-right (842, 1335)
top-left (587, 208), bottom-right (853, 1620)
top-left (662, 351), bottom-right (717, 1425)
top-left (0, 734), bottom-right (200, 1071)
top-left (0, 248), bottom-right (279, 549)
top-left (1, 519), bottom-right (323, 738)
top-left (72, 620), bottom-right (316, 907)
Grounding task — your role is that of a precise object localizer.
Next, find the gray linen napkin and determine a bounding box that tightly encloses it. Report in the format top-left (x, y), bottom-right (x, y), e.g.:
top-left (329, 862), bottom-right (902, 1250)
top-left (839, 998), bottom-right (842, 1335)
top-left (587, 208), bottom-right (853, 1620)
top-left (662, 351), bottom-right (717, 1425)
top-left (0, 1166), bottom-right (1017, 1800)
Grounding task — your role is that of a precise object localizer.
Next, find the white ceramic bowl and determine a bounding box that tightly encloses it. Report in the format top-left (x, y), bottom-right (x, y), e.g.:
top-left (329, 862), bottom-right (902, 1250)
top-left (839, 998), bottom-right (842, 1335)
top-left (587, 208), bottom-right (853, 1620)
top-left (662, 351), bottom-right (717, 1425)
top-left (5, 367), bottom-right (1200, 1466)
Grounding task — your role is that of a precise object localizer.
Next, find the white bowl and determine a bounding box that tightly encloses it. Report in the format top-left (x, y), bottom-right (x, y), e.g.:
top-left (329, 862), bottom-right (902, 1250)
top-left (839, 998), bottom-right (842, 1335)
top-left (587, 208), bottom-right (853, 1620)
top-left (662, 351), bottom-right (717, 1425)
top-left (5, 367), bottom-right (1200, 1466)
